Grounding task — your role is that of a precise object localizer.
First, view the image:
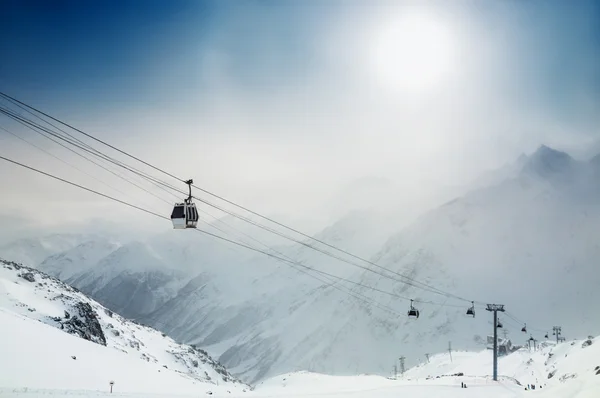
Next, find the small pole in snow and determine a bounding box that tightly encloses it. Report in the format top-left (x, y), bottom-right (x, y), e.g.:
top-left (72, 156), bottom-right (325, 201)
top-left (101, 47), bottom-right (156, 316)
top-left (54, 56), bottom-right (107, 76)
top-left (448, 342), bottom-right (453, 363)
top-left (425, 353), bottom-right (430, 363)
top-left (394, 364), bottom-right (397, 379)
top-left (109, 381), bottom-right (114, 393)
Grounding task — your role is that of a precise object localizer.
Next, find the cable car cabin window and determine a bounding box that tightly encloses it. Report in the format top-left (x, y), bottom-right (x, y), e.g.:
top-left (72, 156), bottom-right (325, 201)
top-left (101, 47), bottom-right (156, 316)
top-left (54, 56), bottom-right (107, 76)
top-left (191, 207), bottom-right (198, 221)
top-left (171, 205), bottom-right (185, 219)
top-left (186, 206), bottom-right (192, 221)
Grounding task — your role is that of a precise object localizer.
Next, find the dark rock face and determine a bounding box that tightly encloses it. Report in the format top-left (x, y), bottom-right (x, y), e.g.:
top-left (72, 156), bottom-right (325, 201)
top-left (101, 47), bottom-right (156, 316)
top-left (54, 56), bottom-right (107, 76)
top-left (54, 301), bottom-right (107, 346)
top-left (20, 272), bottom-right (36, 282)
top-left (582, 339), bottom-right (593, 348)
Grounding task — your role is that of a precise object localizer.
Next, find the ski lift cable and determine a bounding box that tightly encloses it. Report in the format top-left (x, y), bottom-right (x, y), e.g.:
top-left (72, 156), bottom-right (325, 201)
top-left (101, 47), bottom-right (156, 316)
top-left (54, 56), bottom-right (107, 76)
top-left (0, 91), bottom-right (479, 305)
top-left (0, 109), bottom-right (363, 304)
top-left (0, 110), bottom-right (286, 260)
top-left (0, 106), bottom-right (174, 187)
top-left (194, 205), bottom-right (342, 292)
top-left (187, 192), bottom-right (465, 301)
top-left (504, 311), bottom-right (547, 334)
top-left (0, 107), bottom-right (183, 204)
top-left (503, 312), bottom-right (548, 336)
top-left (0, 154), bottom-right (169, 220)
top-left (189, 228), bottom-right (460, 308)
top-left (0, 154), bottom-right (456, 312)
top-left (0, 102), bottom-right (187, 199)
top-left (190, 209), bottom-right (406, 315)
top-left (179, 202), bottom-right (467, 308)
top-left (0, 95), bottom-right (181, 190)
top-left (0, 95), bottom-right (101, 156)
top-left (0, 106), bottom-right (367, 295)
top-left (0, 104), bottom-right (470, 303)
top-left (0, 124), bottom-right (137, 203)
top-left (0, 120), bottom-right (172, 211)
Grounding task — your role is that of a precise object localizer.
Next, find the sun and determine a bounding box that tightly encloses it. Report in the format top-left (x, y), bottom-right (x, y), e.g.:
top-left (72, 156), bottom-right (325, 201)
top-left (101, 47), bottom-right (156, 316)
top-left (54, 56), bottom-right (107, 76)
top-left (369, 10), bottom-right (457, 95)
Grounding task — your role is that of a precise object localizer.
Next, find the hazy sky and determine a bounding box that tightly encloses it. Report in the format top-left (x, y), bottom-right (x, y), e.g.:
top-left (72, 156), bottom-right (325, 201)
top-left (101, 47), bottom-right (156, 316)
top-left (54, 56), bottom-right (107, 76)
top-left (0, 0), bottom-right (598, 240)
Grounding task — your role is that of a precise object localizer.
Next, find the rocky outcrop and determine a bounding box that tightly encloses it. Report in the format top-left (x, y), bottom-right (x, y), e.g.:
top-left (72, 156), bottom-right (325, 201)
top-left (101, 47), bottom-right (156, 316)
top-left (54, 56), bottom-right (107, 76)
top-left (51, 300), bottom-right (106, 346)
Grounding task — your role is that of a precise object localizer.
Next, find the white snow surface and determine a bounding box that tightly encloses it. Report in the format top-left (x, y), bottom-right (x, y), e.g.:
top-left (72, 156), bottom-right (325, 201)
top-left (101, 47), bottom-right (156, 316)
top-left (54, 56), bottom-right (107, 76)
top-left (0, 258), bottom-right (246, 396)
top-left (2, 309), bottom-right (599, 398)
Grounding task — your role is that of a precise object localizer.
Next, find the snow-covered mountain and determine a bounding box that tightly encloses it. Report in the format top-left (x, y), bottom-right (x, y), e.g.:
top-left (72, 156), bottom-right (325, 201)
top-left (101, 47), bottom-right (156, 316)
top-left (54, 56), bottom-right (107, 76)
top-left (159, 144), bottom-right (598, 382)
top-left (4, 145), bottom-right (600, 385)
top-left (0, 233), bottom-right (95, 267)
top-left (38, 237), bottom-right (122, 281)
top-left (0, 257), bottom-right (246, 395)
top-left (334, 145), bottom-right (600, 370)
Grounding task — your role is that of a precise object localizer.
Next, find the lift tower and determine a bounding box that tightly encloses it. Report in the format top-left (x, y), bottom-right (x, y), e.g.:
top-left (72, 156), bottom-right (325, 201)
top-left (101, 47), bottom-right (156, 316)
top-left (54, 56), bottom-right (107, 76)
top-left (553, 326), bottom-right (562, 344)
top-left (486, 304), bottom-right (505, 381)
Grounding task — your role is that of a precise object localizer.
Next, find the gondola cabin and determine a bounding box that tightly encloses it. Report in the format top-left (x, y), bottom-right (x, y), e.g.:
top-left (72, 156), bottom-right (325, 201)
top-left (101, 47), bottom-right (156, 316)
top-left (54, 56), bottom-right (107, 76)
top-left (171, 201), bottom-right (198, 229)
top-left (408, 299), bottom-right (420, 319)
top-left (171, 178), bottom-right (199, 229)
top-left (466, 301), bottom-right (475, 317)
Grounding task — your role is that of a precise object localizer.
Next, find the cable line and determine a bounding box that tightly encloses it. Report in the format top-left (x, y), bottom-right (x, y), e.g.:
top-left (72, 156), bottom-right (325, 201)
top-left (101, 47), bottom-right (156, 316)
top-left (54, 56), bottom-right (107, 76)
top-left (504, 311), bottom-right (547, 334)
top-left (0, 153), bottom-right (461, 310)
top-left (0, 155), bottom-right (168, 220)
top-left (0, 106), bottom-right (180, 204)
top-left (0, 124), bottom-right (133, 201)
top-left (0, 91), bottom-right (478, 305)
top-left (1, 101), bottom-right (473, 303)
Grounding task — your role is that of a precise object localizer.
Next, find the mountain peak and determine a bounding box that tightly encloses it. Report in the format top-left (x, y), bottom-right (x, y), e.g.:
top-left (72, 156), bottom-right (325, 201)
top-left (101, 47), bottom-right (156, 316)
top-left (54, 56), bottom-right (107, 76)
top-left (523, 145), bottom-right (574, 176)
top-left (531, 144), bottom-right (571, 160)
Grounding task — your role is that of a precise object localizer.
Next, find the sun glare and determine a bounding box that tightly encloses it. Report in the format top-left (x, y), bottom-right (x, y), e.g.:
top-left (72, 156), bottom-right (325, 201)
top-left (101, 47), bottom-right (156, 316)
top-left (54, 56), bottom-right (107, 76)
top-left (369, 10), bottom-right (457, 95)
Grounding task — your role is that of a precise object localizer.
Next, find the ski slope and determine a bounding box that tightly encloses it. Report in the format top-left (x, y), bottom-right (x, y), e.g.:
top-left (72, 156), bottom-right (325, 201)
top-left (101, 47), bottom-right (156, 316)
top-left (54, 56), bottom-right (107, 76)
top-left (0, 258), bottom-right (246, 396)
top-left (2, 287), bottom-right (598, 398)
top-left (403, 337), bottom-right (600, 398)
top-left (0, 309), bottom-right (245, 396)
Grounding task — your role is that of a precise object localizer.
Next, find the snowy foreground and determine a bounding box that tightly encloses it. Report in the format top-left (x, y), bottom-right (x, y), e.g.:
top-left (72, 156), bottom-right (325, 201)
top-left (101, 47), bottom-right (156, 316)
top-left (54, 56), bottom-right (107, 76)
top-left (0, 259), bottom-right (245, 396)
top-left (2, 314), bottom-right (599, 398)
top-left (1, 260), bottom-right (599, 397)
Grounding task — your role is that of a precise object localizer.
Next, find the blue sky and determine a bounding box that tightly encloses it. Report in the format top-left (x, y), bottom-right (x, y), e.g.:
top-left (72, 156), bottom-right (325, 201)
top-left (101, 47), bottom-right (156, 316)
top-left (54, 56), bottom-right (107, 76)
top-left (0, 0), bottom-right (599, 232)
top-left (0, 0), bottom-right (336, 108)
top-left (1, 0), bottom-right (598, 113)
top-left (0, 0), bottom-right (216, 105)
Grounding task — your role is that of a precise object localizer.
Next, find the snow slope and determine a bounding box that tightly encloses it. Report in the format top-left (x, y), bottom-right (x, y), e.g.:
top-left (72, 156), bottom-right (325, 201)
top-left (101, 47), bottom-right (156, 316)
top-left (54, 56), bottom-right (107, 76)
top-left (196, 145), bottom-right (600, 381)
top-left (7, 145), bottom-right (600, 385)
top-left (0, 258), bottom-right (246, 395)
top-left (403, 336), bottom-right (600, 398)
top-left (3, 336), bottom-right (600, 397)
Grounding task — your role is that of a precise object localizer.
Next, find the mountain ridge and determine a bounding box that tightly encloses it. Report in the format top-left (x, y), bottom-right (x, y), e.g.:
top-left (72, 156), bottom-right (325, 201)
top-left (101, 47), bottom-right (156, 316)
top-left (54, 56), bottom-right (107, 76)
top-left (0, 256), bottom-right (246, 391)
top-left (3, 144), bottom-right (600, 383)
